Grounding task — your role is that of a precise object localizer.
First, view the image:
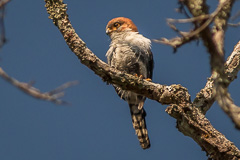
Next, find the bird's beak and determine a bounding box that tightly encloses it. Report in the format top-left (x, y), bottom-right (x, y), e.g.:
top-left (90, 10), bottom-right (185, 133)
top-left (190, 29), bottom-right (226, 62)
top-left (106, 28), bottom-right (111, 35)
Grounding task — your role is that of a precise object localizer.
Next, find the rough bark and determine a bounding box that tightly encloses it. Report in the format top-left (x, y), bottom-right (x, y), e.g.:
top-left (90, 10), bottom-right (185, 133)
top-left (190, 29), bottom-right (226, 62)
top-left (44, 0), bottom-right (240, 159)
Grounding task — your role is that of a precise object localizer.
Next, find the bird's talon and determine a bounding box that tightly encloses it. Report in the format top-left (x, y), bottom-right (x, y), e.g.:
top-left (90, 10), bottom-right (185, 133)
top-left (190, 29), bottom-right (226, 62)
top-left (134, 74), bottom-right (143, 79)
top-left (145, 78), bottom-right (152, 82)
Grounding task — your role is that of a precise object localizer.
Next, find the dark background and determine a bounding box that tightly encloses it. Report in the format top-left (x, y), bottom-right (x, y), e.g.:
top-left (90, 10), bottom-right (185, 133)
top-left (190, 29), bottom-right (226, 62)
top-left (1, 0), bottom-right (240, 159)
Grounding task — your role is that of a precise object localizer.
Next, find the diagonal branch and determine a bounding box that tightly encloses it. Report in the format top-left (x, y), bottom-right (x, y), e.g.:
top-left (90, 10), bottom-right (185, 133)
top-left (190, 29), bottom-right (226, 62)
top-left (44, 0), bottom-right (240, 159)
top-left (44, 0), bottom-right (191, 105)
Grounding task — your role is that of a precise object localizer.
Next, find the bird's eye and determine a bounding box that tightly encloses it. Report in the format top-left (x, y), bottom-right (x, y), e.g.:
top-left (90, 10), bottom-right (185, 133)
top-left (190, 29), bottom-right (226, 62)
top-left (114, 22), bottom-right (121, 27)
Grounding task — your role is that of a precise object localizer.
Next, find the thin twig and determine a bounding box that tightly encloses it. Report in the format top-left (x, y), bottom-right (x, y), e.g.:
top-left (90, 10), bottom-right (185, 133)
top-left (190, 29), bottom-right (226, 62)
top-left (228, 22), bottom-right (240, 27)
top-left (167, 15), bottom-right (209, 24)
top-left (0, 67), bottom-right (78, 105)
top-left (154, 0), bottom-right (228, 50)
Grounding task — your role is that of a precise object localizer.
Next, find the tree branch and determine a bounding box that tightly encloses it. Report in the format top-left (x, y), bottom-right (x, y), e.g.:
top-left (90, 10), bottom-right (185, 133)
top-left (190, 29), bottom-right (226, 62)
top-left (215, 41), bottom-right (240, 129)
top-left (44, 0), bottom-right (240, 159)
top-left (166, 104), bottom-right (240, 160)
top-left (228, 22), bottom-right (240, 27)
top-left (44, 0), bottom-right (191, 105)
top-left (0, 0), bottom-right (77, 105)
top-left (183, 0), bottom-right (240, 129)
top-left (194, 41), bottom-right (240, 114)
top-left (0, 67), bottom-right (78, 104)
top-left (161, 0), bottom-right (240, 129)
top-left (154, 0), bottom-right (227, 50)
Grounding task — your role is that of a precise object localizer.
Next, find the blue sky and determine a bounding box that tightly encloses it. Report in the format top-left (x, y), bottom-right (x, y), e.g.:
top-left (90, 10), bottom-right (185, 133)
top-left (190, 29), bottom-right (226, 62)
top-left (1, 0), bottom-right (240, 160)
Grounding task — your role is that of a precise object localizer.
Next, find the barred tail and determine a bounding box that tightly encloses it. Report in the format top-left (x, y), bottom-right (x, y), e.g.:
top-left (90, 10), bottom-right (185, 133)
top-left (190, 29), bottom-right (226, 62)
top-left (129, 104), bottom-right (150, 149)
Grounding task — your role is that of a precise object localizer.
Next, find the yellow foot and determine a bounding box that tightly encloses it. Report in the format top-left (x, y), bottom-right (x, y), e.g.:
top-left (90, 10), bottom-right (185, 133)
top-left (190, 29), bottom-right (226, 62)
top-left (134, 74), bottom-right (152, 82)
top-left (134, 74), bottom-right (143, 79)
top-left (145, 78), bottom-right (152, 82)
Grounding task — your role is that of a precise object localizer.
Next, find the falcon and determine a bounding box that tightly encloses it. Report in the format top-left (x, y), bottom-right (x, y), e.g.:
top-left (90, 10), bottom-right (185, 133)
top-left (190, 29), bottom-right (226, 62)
top-left (106, 17), bottom-right (154, 149)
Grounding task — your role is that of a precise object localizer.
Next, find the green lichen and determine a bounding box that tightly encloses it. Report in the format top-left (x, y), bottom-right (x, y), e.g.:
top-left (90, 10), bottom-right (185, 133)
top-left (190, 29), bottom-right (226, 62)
top-left (45, 0), bottom-right (67, 23)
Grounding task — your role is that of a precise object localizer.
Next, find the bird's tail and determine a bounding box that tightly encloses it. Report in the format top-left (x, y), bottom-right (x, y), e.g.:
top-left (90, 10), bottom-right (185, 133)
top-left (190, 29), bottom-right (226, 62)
top-left (129, 104), bottom-right (150, 149)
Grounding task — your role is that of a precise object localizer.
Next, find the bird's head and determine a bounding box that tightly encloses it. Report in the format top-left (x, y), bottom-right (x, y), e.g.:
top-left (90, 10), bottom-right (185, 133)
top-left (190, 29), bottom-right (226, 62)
top-left (106, 17), bottom-right (138, 36)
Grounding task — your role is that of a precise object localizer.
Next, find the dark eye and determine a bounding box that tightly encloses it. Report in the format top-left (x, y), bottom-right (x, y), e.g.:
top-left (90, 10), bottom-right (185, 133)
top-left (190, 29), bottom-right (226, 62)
top-left (114, 22), bottom-right (121, 27)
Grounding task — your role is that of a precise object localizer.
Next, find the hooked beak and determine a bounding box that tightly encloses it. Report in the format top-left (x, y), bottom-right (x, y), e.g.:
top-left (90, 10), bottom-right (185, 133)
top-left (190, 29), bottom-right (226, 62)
top-left (106, 28), bottom-right (111, 35)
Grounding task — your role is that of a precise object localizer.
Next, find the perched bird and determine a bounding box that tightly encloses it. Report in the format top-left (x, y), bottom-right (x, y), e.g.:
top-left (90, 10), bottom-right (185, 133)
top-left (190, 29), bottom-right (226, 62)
top-left (106, 17), bottom-right (154, 149)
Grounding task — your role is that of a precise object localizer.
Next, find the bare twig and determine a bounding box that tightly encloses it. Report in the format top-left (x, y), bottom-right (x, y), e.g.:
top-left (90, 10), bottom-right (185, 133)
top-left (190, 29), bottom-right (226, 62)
top-left (154, 0), bottom-right (228, 50)
top-left (153, 36), bottom-right (198, 52)
top-left (167, 15), bottom-right (210, 24)
top-left (228, 22), bottom-right (240, 27)
top-left (0, 0), bottom-right (78, 105)
top-left (0, 67), bottom-right (78, 104)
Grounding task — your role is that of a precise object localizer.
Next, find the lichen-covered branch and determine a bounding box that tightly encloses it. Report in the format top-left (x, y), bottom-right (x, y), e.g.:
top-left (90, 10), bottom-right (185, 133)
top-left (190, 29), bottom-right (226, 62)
top-left (215, 42), bottom-right (240, 129)
top-left (0, 67), bottom-right (78, 104)
top-left (166, 0), bottom-right (240, 129)
top-left (212, 0), bottom-right (234, 55)
top-left (184, 0), bottom-right (240, 129)
top-left (44, 0), bottom-right (191, 105)
top-left (210, 0), bottom-right (240, 130)
top-left (44, 0), bottom-right (240, 159)
top-left (194, 40), bottom-right (240, 114)
top-left (166, 104), bottom-right (240, 160)
top-left (194, 41), bottom-right (240, 122)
